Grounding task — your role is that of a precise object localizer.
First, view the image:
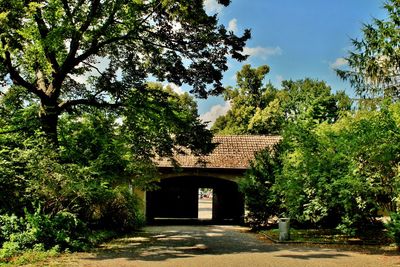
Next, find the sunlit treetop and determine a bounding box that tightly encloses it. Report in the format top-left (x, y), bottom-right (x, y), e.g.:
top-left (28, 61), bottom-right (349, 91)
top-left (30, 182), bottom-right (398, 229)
top-left (0, 0), bottom-right (250, 142)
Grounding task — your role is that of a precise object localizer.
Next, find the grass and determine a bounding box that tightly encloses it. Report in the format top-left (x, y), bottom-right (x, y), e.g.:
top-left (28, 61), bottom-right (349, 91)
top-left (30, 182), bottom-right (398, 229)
top-left (0, 229), bottom-right (120, 266)
top-left (262, 228), bottom-right (392, 245)
top-left (0, 248), bottom-right (59, 266)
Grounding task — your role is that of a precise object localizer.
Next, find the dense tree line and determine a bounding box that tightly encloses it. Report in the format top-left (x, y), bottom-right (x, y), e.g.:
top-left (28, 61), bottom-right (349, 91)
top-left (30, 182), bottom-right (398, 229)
top-left (212, 65), bottom-right (352, 135)
top-left (238, 0), bottom-right (400, 238)
top-left (240, 102), bottom-right (400, 234)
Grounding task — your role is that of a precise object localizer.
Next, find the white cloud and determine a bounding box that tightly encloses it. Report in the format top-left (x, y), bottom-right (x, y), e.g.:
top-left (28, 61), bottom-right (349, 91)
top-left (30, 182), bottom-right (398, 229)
top-left (164, 82), bottom-right (185, 95)
top-left (204, 0), bottom-right (223, 14)
top-left (227, 18), bottom-right (238, 33)
top-left (200, 101), bottom-right (231, 128)
top-left (330, 57), bottom-right (347, 69)
top-left (243, 46), bottom-right (282, 60)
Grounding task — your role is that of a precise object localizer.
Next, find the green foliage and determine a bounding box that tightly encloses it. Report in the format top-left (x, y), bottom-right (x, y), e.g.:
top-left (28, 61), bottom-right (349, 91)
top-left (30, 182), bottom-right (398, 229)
top-left (0, 2), bottom-right (232, 261)
top-left (95, 186), bottom-right (145, 231)
top-left (121, 83), bottom-right (215, 160)
top-left (0, 83), bottom-right (210, 259)
top-left (0, 214), bottom-right (21, 243)
top-left (243, 103), bottom-right (400, 234)
top-left (236, 64), bottom-right (270, 107)
top-left (212, 65), bottom-right (351, 135)
top-left (1, 245), bottom-right (59, 266)
top-left (0, 209), bottom-right (89, 261)
top-left (239, 146), bottom-right (282, 229)
top-left (280, 79), bottom-right (350, 123)
top-left (0, 81), bottom-right (210, 221)
top-left (385, 213), bottom-right (400, 246)
top-left (337, 0), bottom-right (400, 99)
top-left (0, 241), bottom-right (21, 260)
top-left (0, 0), bottom-right (250, 143)
top-left (278, 105), bottom-right (400, 233)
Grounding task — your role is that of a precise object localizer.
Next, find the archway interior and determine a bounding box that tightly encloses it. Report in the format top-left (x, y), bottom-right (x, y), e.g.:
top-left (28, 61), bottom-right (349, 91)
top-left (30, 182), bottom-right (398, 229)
top-left (146, 176), bottom-right (244, 224)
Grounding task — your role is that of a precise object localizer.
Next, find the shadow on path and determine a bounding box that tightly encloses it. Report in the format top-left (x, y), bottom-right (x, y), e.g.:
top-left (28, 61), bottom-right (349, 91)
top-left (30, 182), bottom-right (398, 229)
top-left (81, 225), bottom-right (356, 263)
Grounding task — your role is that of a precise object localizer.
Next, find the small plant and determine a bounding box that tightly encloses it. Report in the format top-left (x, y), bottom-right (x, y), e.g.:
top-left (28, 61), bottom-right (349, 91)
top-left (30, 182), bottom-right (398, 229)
top-left (0, 214), bottom-right (22, 243)
top-left (1, 245), bottom-right (60, 266)
top-left (0, 241), bottom-right (21, 261)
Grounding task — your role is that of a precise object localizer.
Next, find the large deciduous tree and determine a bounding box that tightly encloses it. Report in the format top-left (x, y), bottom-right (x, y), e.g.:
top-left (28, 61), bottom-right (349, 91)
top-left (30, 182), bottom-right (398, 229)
top-left (0, 82), bottom-right (212, 226)
top-left (0, 0), bottom-right (250, 144)
top-left (336, 0), bottom-right (400, 99)
top-left (212, 65), bottom-right (351, 135)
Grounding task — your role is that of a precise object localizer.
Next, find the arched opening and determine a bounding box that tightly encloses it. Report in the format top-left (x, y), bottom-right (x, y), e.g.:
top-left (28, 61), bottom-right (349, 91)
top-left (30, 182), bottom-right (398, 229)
top-left (198, 187), bottom-right (213, 220)
top-left (146, 176), bottom-right (244, 224)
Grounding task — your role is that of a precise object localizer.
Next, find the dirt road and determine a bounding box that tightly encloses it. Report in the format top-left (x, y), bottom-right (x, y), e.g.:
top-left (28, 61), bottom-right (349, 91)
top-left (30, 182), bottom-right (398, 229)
top-left (45, 225), bottom-right (400, 267)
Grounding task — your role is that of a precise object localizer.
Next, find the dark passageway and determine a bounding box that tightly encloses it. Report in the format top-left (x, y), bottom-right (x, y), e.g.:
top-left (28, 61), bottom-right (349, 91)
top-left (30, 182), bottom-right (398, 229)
top-left (146, 176), bottom-right (244, 224)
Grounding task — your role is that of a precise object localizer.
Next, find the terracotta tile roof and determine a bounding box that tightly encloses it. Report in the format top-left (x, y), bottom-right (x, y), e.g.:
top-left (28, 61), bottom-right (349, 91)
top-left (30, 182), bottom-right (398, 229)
top-left (155, 135), bottom-right (281, 169)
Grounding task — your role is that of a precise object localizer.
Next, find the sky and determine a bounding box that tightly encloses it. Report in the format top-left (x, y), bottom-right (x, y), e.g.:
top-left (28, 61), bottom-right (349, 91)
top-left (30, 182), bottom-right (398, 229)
top-left (194, 0), bottom-right (388, 126)
top-left (0, 0), bottom-right (388, 127)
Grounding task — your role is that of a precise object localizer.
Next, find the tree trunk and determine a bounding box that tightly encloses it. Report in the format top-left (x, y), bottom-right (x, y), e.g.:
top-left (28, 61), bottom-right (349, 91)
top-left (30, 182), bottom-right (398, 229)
top-left (39, 103), bottom-right (60, 146)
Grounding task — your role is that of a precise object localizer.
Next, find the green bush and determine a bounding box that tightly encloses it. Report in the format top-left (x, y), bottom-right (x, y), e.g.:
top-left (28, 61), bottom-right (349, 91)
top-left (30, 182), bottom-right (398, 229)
top-left (385, 213), bottom-right (400, 246)
top-left (51, 211), bottom-right (89, 250)
top-left (0, 209), bottom-right (90, 261)
top-left (99, 186), bottom-right (145, 231)
top-left (0, 241), bottom-right (20, 260)
top-left (0, 214), bottom-right (22, 243)
top-left (239, 147), bottom-right (282, 229)
top-left (0, 186), bottom-right (146, 262)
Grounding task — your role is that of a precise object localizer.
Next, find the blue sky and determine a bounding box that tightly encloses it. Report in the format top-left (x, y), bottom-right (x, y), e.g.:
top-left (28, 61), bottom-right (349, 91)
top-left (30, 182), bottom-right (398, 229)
top-left (196, 0), bottom-right (387, 125)
top-left (0, 0), bottom-right (387, 126)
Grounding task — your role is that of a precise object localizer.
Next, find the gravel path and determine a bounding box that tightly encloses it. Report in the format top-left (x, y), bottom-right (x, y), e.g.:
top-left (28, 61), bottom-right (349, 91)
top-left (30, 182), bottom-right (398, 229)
top-left (44, 225), bottom-right (400, 267)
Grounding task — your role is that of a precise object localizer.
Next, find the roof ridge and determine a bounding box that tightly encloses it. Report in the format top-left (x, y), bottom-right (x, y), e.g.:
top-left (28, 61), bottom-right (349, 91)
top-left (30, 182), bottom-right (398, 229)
top-left (155, 134), bottom-right (281, 169)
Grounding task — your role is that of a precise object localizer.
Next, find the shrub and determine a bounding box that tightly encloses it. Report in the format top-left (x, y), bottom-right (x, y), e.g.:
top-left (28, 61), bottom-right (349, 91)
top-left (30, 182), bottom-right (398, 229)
top-left (99, 186), bottom-right (145, 231)
top-left (0, 241), bottom-right (20, 261)
top-left (385, 213), bottom-right (400, 246)
top-left (51, 211), bottom-right (89, 250)
top-left (0, 214), bottom-right (22, 243)
top-left (0, 209), bottom-right (90, 261)
top-left (239, 147), bottom-right (282, 229)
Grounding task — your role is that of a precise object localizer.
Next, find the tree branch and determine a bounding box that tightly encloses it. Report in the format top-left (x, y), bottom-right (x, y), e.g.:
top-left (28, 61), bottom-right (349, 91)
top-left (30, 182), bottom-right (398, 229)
top-left (82, 61), bottom-right (103, 76)
top-left (136, 1), bottom-right (162, 27)
top-left (78, 0), bottom-right (101, 34)
top-left (0, 127), bottom-right (29, 135)
top-left (74, 34), bottom-right (133, 65)
top-left (2, 51), bottom-right (48, 100)
top-left (58, 98), bottom-right (123, 111)
top-left (61, 0), bottom-right (73, 21)
top-left (34, 9), bottom-right (60, 71)
top-left (56, 0), bottom-right (114, 92)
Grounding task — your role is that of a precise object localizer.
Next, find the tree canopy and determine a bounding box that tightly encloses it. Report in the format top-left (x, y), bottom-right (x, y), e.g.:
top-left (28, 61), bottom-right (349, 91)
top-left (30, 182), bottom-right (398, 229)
top-left (212, 64), bottom-right (351, 135)
top-left (337, 0), bottom-right (400, 99)
top-left (0, 0), bottom-right (250, 143)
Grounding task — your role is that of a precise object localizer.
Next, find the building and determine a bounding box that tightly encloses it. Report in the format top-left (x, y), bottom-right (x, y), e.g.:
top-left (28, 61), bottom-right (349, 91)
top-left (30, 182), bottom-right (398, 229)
top-left (145, 135), bottom-right (281, 224)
